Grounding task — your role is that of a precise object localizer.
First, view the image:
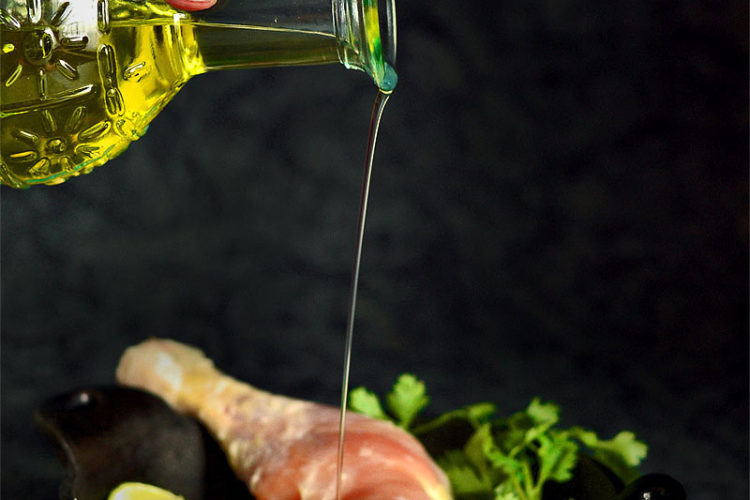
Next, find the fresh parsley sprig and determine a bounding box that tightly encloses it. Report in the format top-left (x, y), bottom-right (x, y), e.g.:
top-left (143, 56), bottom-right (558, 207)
top-left (349, 374), bottom-right (429, 428)
top-left (349, 375), bottom-right (647, 500)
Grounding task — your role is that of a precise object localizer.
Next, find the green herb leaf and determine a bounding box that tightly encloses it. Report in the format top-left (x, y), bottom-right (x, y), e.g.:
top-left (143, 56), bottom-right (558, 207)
top-left (484, 433), bottom-right (524, 483)
top-left (601, 431), bottom-right (648, 467)
top-left (412, 402), bottom-right (496, 437)
top-left (438, 450), bottom-right (493, 495)
top-left (385, 374), bottom-right (429, 428)
top-left (536, 433), bottom-right (578, 483)
top-left (526, 398), bottom-right (559, 428)
top-left (464, 424), bottom-right (490, 468)
top-left (348, 387), bottom-right (388, 420)
top-left (466, 402), bottom-right (497, 425)
top-left (569, 428), bottom-right (647, 483)
top-left (494, 483), bottom-right (522, 500)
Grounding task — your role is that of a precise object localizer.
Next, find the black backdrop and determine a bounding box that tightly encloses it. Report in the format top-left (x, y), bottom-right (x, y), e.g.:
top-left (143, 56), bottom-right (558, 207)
top-left (1, 0), bottom-right (747, 498)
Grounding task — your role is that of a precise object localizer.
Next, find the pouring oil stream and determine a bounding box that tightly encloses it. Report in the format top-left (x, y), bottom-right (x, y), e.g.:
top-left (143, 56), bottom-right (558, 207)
top-left (335, 88), bottom-right (391, 500)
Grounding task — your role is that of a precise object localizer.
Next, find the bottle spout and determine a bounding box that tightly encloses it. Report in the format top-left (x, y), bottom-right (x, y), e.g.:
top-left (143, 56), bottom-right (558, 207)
top-left (334, 0), bottom-right (398, 92)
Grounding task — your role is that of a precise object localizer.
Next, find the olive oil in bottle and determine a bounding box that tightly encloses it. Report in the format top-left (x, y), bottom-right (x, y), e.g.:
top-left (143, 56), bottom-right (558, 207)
top-left (0, 0), bottom-right (396, 187)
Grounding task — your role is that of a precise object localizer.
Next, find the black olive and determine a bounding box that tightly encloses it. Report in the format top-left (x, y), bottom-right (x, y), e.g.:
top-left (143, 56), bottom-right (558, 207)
top-left (615, 473), bottom-right (687, 500)
top-left (542, 456), bottom-right (623, 500)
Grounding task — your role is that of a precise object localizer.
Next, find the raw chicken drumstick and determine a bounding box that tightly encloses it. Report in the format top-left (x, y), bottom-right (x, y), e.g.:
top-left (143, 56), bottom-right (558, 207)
top-left (117, 339), bottom-right (452, 500)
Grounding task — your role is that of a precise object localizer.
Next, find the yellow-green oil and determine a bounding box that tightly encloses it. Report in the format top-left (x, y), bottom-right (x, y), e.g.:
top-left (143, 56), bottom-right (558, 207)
top-left (0, 0), bottom-right (343, 187)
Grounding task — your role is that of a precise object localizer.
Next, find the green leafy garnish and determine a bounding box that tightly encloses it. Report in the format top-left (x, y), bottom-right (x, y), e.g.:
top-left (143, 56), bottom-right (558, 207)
top-left (350, 374), bottom-right (429, 428)
top-left (439, 450), bottom-right (494, 495)
top-left (567, 428), bottom-right (648, 483)
top-left (350, 376), bottom-right (648, 500)
top-left (386, 374), bottom-right (430, 428)
top-left (348, 387), bottom-right (388, 421)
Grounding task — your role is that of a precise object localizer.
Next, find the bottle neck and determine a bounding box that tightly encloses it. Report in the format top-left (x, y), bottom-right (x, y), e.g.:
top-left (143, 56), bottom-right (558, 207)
top-left (187, 22), bottom-right (342, 73)
top-left (178, 0), bottom-right (396, 90)
top-left (333, 0), bottom-right (396, 91)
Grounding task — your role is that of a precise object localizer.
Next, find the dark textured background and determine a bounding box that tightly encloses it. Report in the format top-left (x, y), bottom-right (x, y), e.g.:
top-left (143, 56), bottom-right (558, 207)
top-left (1, 0), bottom-right (747, 498)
